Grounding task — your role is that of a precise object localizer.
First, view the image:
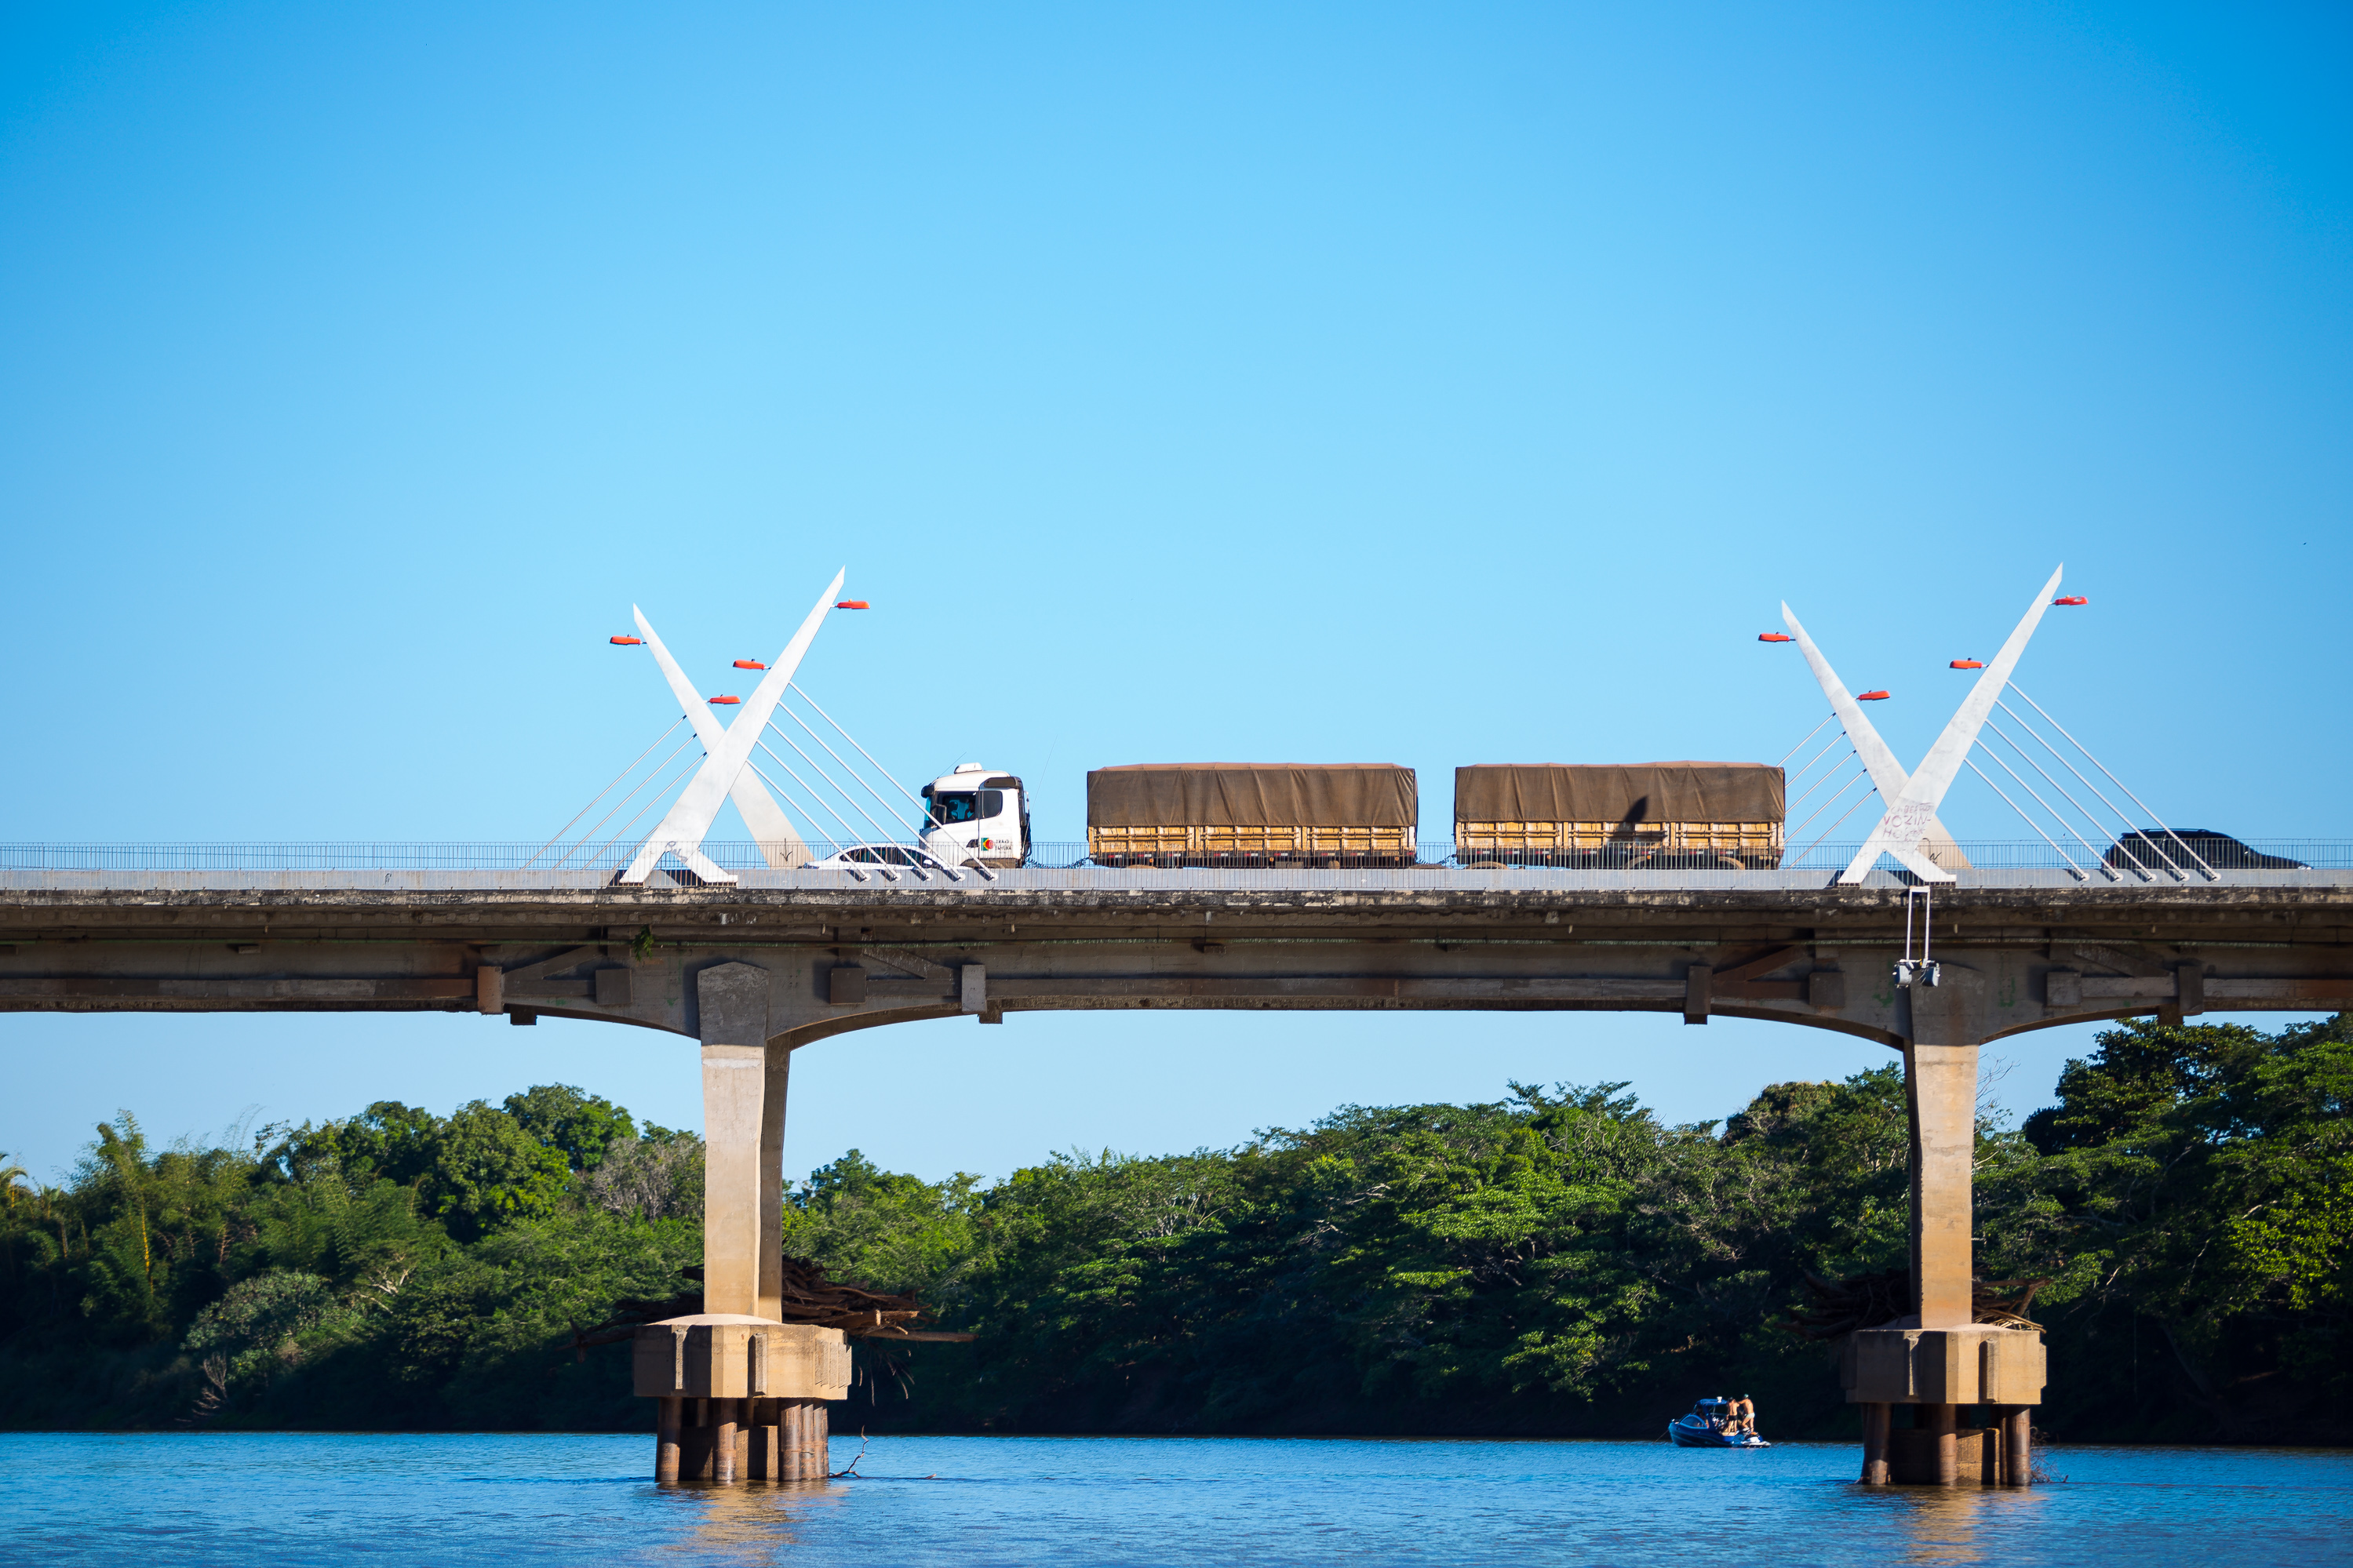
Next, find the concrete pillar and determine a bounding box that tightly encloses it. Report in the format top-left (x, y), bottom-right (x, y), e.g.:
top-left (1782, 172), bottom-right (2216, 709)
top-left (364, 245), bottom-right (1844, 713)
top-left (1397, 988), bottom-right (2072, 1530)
top-left (712, 1397), bottom-right (741, 1484)
top-left (698, 964), bottom-right (771, 1319)
top-left (1859, 1402), bottom-right (1891, 1486)
top-left (656, 1395), bottom-right (683, 1484)
top-left (746, 1399), bottom-right (775, 1480)
top-left (679, 1400), bottom-right (714, 1483)
top-left (781, 1399), bottom-right (805, 1480)
top-left (1999, 1406), bottom-right (2033, 1486)
top-left (758, 1044), bottom-right (790, 1323)
top-left (1905, 1041), bottom-right (1980, 1330)
top-left (1925, 1402), bottom-right (1958, 1487)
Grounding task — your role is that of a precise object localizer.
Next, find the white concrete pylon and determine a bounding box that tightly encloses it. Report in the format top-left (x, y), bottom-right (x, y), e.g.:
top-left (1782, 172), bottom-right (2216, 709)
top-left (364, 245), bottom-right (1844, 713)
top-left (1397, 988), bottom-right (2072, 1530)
top-left (1834, 565), bottom-right (2066, 886)
top-left (630, 608), bottom-right (811, 871)
top-left (619, 569), bottom-right (847, 886)
top-left (1779, 604), bottom-right (1971, 875)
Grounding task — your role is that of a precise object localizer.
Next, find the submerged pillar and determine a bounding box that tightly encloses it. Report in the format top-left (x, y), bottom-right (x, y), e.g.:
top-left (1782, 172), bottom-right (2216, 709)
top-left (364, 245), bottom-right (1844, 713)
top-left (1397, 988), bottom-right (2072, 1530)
top-left (712, 1398), bottom-right (741, 1484)
top-left (655, 1395), bottom-right (683, 1484)
top-left (1859, 1402), bottom-right (1891, 1486)
top-left (1923, 1402), bottom-right (1958, 1487)
top-left (1996, 1405), bottom-right (2033, 1486)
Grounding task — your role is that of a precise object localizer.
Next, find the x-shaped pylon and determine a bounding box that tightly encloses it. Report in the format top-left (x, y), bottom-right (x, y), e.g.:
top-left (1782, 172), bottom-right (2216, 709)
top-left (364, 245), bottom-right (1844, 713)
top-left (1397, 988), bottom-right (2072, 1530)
top-left (617, 569), bottom-right (845, 886)
top-left (1783, 565), bottom-right (2063, 886)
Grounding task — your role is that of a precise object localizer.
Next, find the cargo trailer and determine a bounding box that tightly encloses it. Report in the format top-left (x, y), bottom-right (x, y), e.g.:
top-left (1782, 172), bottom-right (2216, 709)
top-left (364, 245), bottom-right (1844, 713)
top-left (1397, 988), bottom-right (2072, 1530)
top-left (1087, 763), bottom-right (1418, 867)
top-left (1455, 762), bottom-right (1784, 869)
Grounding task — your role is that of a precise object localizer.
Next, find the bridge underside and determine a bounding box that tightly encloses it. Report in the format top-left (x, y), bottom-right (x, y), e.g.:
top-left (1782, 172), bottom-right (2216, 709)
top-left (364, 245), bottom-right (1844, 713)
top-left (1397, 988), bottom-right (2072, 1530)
top-left (6, 878), bottom-right (2349, 1484)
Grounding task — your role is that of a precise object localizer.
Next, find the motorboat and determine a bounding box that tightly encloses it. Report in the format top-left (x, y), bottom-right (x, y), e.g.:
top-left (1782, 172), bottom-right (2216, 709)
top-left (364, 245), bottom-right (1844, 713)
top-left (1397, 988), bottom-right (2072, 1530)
top-left (1667, 1398), bottom-right (1770, 1447)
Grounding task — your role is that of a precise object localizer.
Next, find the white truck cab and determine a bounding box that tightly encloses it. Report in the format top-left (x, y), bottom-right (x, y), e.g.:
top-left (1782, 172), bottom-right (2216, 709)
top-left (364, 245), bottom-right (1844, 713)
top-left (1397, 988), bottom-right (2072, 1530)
top-left (918, 764), bottom-right (1031, 868)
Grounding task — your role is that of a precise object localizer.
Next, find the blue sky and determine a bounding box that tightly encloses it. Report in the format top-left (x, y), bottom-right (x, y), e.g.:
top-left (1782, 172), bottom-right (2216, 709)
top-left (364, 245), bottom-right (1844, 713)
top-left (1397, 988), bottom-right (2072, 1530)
top-left (3, 1), bottom-right (2347, 1181)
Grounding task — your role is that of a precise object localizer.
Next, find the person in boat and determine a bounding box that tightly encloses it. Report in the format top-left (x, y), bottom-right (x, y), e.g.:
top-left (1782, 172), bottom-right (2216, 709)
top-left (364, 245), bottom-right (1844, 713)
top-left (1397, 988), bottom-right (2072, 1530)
top-left (1728, 1394), bottom-right (1756, 1435)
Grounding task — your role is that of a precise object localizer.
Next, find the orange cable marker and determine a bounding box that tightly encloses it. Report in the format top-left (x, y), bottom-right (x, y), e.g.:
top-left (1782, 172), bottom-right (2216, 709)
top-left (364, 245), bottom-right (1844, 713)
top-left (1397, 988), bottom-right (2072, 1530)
top-left (1857, 689), bottom-right (1892, 700)
top-left (734, 660), bottom-right (768, 669)
top-left (610, 636), bottom-right (644, 646)
top-left (1757, 632), bottom-right (1794, 642)
top-left (1950, 660), bottom-right (1984, 670)
top-left (708, 695), bottom-right (741, 705)
top-left (2053, 595), bottom-right (2087, 606)
top-left (836, 600), bottom-right (870, 609)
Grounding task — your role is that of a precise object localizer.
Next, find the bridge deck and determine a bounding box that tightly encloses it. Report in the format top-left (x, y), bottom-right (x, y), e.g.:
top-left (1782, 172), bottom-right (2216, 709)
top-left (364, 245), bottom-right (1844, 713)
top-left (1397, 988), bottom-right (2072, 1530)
top-left (7, 865), bottom-right (2353, 894)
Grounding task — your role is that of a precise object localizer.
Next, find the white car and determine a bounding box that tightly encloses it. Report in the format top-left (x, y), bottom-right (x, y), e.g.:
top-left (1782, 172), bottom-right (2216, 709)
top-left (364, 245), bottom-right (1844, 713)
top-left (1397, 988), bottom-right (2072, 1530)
top-left (802, 843), bottom-right (965, 881)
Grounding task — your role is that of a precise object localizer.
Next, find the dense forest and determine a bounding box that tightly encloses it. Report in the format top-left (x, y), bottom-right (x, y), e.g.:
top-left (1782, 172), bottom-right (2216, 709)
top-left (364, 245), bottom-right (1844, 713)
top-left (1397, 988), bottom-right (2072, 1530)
top-left (2, 1016), bottom-right (2345, 1442)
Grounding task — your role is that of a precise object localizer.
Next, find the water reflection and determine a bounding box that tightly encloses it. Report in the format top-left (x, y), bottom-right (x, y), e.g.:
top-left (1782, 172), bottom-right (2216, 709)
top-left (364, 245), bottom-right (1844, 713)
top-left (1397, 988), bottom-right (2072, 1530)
top-left (657, 1478), bottom-right (851, 1565)
top-left (1863, 1482), bottom-right (2053, 1566)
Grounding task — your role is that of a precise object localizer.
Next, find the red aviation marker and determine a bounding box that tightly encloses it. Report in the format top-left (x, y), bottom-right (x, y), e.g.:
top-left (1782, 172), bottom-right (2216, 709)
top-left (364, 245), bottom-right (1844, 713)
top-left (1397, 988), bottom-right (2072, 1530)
top-left (708, 695), bottom-right (741, 705)
top-left (1857, 689), bottom-right (1892, 700)
top-left (611, 635), bottom-right (644, 645)
top-left (1758, 632), bottom-right (1794, 642)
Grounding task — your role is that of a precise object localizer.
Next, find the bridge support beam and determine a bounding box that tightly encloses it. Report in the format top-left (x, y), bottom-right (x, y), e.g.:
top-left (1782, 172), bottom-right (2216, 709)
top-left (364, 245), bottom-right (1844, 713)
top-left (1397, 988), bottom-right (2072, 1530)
top-left (698, 963), bottom-right (773, 1318)
top-left (1905, 1040), bottom-right (1979, 1332)
top-left (759, 1041), bottom-right (789, 1324)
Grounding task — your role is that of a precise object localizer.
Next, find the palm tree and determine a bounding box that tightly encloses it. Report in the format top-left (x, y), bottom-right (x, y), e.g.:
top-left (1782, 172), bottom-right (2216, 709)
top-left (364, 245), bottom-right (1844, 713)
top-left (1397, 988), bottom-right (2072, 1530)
top-left (0, 1154), bottom-right (31, 1215)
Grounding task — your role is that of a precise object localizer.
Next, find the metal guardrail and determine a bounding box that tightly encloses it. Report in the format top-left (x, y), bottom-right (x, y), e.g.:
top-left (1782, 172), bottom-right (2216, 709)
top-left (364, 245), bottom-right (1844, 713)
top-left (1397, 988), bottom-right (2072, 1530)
top-left (1, 840), bottom-right (2347, 872)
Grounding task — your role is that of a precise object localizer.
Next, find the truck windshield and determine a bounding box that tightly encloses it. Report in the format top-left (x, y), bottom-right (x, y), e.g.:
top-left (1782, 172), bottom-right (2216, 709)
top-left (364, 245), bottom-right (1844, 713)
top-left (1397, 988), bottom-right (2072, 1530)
top-left (929, 791), bottom-right (980, 824)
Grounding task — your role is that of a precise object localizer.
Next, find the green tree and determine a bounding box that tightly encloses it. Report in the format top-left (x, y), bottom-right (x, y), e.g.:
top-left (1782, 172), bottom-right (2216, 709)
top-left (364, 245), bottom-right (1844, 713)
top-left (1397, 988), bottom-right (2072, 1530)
top-left (419, 1102), bottom-right (571, 1242)
top-left (184, 1268), bottom-right (354, 1390)
top-left (503, 1084), bottom-right (636, 1173)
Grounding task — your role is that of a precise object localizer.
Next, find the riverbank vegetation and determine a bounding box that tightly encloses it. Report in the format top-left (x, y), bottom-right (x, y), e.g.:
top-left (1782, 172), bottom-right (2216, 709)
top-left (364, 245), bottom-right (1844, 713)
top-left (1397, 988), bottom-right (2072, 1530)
top-left (1, 1017), bottom-right (2344, 1442)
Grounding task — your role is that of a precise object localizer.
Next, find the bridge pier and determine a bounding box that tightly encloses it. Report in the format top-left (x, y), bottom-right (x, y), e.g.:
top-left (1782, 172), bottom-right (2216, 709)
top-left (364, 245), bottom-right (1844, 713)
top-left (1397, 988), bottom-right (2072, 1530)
top-left (618, 963), bottom-right (850, 1484)
top-left (1847, 991), bottom-right (2042, 1486)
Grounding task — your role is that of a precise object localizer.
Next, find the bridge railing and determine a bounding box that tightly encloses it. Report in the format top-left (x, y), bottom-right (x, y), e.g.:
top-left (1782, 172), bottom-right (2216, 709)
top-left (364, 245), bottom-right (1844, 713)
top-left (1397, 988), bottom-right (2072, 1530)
top-left (2, 840), bottom-right (2347, 871)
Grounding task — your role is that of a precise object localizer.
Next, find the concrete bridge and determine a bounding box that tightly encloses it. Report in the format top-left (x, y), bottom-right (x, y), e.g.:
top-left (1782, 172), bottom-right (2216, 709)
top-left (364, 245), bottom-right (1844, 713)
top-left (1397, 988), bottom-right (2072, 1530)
top-left (7, 862), bottom-right (2351, 1483)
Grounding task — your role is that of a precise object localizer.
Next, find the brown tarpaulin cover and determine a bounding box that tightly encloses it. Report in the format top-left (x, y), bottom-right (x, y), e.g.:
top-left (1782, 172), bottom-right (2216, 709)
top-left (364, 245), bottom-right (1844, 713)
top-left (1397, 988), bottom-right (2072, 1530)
top-left (1088, 764), bottom-right (1419, 828)
top-left (1454, 763), bottom-right (1785, 825)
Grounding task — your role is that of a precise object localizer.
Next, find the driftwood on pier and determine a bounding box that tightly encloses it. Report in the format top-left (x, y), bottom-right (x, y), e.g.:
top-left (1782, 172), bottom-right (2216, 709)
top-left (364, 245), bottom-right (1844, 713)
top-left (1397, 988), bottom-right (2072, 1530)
top-left (1783, 1268), bottom-right (2049, 1340)
top-left (568, 1257), bottom-right (975, 1359)
top-left (773, 1257), bottom-right (977, 1341)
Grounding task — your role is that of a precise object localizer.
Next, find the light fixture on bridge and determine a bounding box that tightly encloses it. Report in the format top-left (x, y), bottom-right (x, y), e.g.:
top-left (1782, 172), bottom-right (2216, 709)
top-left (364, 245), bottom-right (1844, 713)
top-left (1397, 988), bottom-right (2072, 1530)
top-left (1894, 886), bottom-right (1940, 989)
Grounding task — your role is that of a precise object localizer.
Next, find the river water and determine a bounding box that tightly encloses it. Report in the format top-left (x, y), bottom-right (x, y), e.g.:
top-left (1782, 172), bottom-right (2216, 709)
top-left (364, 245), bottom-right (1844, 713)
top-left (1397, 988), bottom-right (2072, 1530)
top-left (2, 1433), bottom-right (2346, 1567)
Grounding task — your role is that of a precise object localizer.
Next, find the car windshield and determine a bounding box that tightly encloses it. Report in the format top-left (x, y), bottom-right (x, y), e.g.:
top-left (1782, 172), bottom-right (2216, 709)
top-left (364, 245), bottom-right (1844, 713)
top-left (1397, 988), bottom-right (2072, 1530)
top-left (929, 791), bottom-right (980, 824)
top-left (843, 847), bottom-right (882, 864)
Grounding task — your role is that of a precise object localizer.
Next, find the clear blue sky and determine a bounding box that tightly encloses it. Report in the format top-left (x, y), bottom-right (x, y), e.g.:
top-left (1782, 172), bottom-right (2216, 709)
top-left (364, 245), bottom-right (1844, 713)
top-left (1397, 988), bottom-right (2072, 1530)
top-left (3, 1), bottom-right (2347, 1183)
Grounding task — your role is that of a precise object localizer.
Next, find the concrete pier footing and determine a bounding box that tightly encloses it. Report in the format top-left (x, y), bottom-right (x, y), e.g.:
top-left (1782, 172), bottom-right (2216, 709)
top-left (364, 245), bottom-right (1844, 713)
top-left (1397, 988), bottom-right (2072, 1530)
top-left (1844, 1330), bottom-right (2045, 1486)
top-left (633, 1318), bottom-right (849, 1484)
